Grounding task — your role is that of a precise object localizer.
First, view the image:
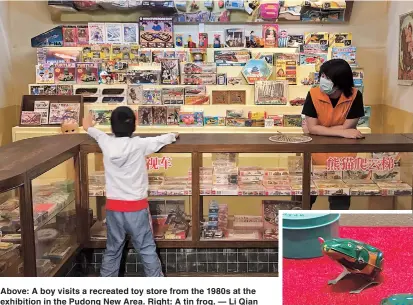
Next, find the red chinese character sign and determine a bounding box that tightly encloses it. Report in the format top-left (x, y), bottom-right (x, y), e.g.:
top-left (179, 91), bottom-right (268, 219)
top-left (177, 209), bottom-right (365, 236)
top-left (146, 156), bottom-right (173, 170)
top-left (326, 157), bottom-right (396, 171)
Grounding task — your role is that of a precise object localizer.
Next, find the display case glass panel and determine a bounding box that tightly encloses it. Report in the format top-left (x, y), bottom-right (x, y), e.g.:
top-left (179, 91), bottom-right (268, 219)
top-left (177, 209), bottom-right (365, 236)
top-left (87, 152), bottom-right (193, 243)
top-left (0, 188), bottom-right (22, 277)
top-left (200, 152), bottom-right (303, 242)
top-left (310, 151), bottom-right (413, 210)
top-left (31, 158), bottom-right (78, 276)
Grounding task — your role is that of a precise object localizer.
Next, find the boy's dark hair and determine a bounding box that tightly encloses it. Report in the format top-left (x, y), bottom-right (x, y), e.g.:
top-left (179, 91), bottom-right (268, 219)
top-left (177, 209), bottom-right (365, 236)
top-left (111, 106), bottom-right (136, 137)
top-left (319, 59), bottom-right (354, 97)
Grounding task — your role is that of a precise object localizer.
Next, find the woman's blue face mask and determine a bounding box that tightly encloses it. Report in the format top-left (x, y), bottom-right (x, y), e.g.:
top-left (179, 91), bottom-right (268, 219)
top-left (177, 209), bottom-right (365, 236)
top-left (320, 76), bottom-right (337, 95)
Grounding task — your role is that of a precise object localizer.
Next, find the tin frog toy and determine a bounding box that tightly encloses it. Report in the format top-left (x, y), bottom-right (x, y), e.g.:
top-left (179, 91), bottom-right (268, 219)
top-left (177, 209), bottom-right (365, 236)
top-left (381, 294), bottom-right (413, 305)
top-left (319, 237), bottom-right (383, 294)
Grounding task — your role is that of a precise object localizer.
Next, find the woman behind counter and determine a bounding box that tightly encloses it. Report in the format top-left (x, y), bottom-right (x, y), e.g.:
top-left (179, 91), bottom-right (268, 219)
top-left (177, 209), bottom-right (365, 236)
top-left (302, 58), bottom-right (365, 210)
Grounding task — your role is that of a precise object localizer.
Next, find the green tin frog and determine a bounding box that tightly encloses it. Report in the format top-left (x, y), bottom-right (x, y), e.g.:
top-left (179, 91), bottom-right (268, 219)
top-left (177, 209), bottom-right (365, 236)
top-left (381, 294), bottom-right (413, 305)
top-left (318, 237), bottom-right (383, 294)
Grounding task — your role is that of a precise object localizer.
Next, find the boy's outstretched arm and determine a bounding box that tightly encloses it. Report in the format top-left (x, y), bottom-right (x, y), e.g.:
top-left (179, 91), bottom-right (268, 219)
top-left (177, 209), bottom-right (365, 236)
top-left (83, 113), bottom-right (109, 146)
top-left (141, 133), bottom-right (179, 156)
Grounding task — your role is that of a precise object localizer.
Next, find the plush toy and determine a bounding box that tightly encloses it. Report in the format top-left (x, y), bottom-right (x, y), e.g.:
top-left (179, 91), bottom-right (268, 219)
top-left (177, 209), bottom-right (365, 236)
top-left (61, 119), bottom-right (79, 134)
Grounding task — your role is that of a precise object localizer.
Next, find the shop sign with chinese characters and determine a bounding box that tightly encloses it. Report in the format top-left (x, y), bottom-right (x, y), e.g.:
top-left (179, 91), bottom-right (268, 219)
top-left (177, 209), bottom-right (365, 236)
top-left (326, 157), bottom-right (395, 171)
top-left (146, 156), bottom-right (172, 170)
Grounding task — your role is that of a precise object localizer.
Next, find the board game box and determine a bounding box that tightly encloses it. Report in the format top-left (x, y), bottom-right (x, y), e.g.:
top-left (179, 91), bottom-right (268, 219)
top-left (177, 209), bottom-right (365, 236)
top-left (139, 17), bottom-right (174, 48)
top-left (274, 53), bottom-right (298, 85)
top-left (212, 91), bottom-right (229, 105)
top-left (228, 90), bottom-right (246, 105)
top-left (241, 59), bottom-right (272, 84)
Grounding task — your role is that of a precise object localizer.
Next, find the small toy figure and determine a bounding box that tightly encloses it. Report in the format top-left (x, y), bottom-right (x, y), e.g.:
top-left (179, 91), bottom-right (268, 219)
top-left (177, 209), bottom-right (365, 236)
top-left (61, 119), bottom-right (79, 134)
top-left (187, 35), bottom-right (197, 48)
top-left (319, 237), bottom-right (383, 294)
top-left (278, 30), bottom-right (289, 48)
top-left (213, 34), bottom-right (222, 48)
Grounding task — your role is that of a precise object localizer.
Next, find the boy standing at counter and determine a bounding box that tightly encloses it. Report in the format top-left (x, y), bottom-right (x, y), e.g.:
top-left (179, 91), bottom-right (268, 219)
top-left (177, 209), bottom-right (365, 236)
top-left (83, 106), bottom-right (178, 277)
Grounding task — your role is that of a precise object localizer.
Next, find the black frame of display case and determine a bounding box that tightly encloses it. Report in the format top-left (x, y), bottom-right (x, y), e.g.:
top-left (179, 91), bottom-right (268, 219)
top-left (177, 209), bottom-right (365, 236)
top-left (1, 132), bottom-right (413, 276)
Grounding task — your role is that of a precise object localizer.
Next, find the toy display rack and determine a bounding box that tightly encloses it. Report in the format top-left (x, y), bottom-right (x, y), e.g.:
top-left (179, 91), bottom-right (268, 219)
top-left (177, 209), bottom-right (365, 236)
top-left (48, 1), bottom-right (354, 24)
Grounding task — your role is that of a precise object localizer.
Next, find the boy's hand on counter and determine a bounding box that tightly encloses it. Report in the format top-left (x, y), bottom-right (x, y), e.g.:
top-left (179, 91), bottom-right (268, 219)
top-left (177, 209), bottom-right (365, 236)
top-left (341, 129), bottom-right (364, 139)
top-left (82, 113), bottom-right (96, 132)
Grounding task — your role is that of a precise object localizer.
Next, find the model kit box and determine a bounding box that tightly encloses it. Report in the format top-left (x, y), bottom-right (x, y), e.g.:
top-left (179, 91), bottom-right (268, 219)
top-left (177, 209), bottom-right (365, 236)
top-left (142, 88), bottom-right (162, 105)
top-left (274, 53), bottom-right (298, 85)
top-left (255, 81), bottom-right (288, 105)
top-left (312, 165), bottom-right (342, 180)
top-left (127, 85), bottom-right (142, 105)
top-left (228, 90), bottom-right (246, 105)
top-left (182, 62), bottom-right (217, 74)
top-left (184, 86), bottom-right (209, 105)
top-left (226, 118), bottom-right (246, 127)
top-left (332, 47), bottom-right (357, 66)
top-left (267, 115), bottom-right (283, 126)
top-left (57, 85), bottom-right (73, 96)
top-left (357, 116), bottom-right (370, 128)
top-left (31, 26), bottom-right (64, 48)
top-left (304, 32), bottom-right (329, 46)
top-left (212, 91), bottom-right (229, 105)
top-left (138, 106), bottom-right (153, 126)
top-left (329, 33), bottom-right (352, 47)
top-left (152, 106), bottom-right (167, 126)
top-left (76, 63), bottom-right (98, 84)
top-left (239, 167), bottom-right (264, 176)
top-left (21, 111), bottom-right (41, 126)
top-left (49, 102), bottom-right (80, 125)
top-left (372, 167), bottom-right (401, 181)
top-left (179, 111), bottom-right (204, 127)
top-left (214, 50), bottom-right (250, 66)
top-left (283, 115), bottom-right (302, 127)
top-left (166, 107), bottom-right (181, 126)
top-left (182, 74), bottom-right (217, 85)
top-left (204, 116), bottom-right (226, 126)
top-left (299, 53), bottom-right (328, 66)
top-left (62, 25), bottom-right (77, 47)
top-left (314, 180), bottom-right (350, 196)
top-left (29, 85), bottom-right (57, 96)
top-left (238, 185), bottom-right (266, 196)
top-left (226, 109), bottom-right (243, 118)
top-left (376, 182), bottom-right (412, 196)
top-left (348, 185), bottom-right (381, 196)
top-left (127, 68), bottom-right (160, 85)
top-left (139, 17), bottom-right (174, 48)
top-left (162, 87), bottom-right (184, 105)
top-left (342, 170), bottom-right (372, 180)
top-left (160, 59), bottom-right (180, 85)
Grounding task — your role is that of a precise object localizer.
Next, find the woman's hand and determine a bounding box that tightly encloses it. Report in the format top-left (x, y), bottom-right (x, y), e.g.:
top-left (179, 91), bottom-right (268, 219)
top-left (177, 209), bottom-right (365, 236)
top-left (340, 129), bottom-right (364, 139)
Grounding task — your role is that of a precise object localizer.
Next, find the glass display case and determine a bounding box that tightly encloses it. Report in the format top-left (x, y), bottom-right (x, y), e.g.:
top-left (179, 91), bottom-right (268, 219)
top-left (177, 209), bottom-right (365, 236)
top-left (1, 133), bottom-right (413, 276)
top-left (0, 187), bottom-right (23, 277)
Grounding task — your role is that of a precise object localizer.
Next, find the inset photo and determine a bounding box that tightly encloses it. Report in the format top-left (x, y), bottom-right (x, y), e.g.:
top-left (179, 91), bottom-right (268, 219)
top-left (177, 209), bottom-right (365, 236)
top-left (281, 211), bottom-right (413, 305)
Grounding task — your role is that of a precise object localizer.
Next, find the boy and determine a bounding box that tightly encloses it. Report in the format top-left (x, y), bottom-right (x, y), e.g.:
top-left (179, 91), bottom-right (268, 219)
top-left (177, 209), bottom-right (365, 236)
top-left (83, 106), bottom-right (178, 277)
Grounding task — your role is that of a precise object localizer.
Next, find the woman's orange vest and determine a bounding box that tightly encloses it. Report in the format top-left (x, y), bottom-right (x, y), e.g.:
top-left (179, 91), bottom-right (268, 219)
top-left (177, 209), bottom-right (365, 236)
top-left (310, 87), bottom-right (358, 166)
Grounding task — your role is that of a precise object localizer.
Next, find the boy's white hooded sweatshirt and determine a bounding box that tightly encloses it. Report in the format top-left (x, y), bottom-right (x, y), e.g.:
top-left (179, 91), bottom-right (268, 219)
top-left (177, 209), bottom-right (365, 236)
top-left (87, 127), bottom-right (176, 201)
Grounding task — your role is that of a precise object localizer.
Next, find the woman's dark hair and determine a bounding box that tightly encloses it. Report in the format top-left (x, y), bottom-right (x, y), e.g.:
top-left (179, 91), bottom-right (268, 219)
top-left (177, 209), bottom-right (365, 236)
top-left (111, 106), bottom-right (136, 137)
top-left (319, 59), bottom-right (354, 97)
